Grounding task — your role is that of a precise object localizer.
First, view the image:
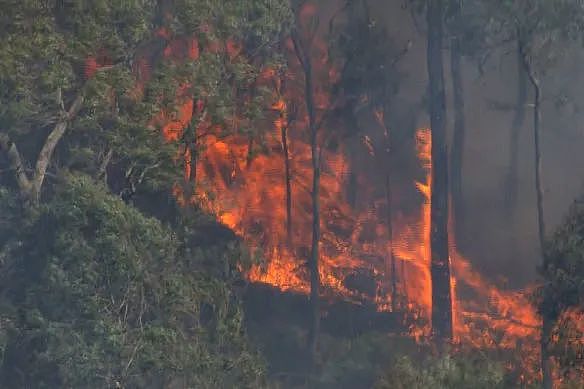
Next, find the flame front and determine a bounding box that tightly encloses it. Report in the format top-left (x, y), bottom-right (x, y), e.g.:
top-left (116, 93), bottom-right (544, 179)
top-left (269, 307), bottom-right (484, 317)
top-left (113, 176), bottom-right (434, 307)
top-left (153, 6), bottom-right (543, 382)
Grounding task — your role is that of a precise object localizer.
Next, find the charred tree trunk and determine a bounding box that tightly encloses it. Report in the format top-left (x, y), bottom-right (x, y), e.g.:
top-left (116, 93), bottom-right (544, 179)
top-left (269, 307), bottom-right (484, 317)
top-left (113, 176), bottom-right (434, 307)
top-left (379, 106), bottom-right (397, 312)
top-left (281, 120), bottom-right (293, 246)
top-left (292, 30), bottom-right (321, 364)
top-left (275, 74), bottom-right (294, 246)
top-left (541, 310), bottom-right (553, 389)
top-left (426, 0), bottom-right (453, 342)
top-left (246, 136), bottom-right (254, 169)
top-left (183, 102), bottom-right (204, 202)
top-left (519, 43), bottom-right (551, 389)
top-left (308, 125), bottom-right (321, 363)
top-left (449, 5), bottom-right (466, 245)
top-left (385, 166), bottom-right (397, 311)
top-left (505, 41), bottom-right (528, 214)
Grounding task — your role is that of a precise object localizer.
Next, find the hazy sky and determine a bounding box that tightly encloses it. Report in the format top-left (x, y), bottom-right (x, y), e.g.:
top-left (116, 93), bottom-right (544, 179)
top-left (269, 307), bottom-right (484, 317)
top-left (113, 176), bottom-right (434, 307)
top-left (362, 0), bottom-right (584, 287)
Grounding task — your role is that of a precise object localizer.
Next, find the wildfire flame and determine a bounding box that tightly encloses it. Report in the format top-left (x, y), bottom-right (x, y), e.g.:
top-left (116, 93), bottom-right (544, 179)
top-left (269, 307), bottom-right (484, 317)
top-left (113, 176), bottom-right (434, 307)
top-left (152, 3), bottom-right (545, 383)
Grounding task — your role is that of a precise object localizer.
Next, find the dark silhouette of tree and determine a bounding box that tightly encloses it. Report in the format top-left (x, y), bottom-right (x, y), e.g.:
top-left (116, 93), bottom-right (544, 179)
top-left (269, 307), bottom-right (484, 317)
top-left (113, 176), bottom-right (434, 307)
top-left (426, 0), bottom-right (453, 342)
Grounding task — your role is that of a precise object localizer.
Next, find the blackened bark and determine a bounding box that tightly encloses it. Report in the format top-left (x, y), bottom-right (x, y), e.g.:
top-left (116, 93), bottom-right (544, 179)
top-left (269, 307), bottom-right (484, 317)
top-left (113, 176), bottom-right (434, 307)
top-left (541, 313), bottom-right (553, 389)
top-left (386, 169), bottom-right (397, 311)
top-left (183, 102), bottom-right (200, 201)
top-left (526, 69), bottom-right (545, 258)
top-left (380, 107), bottom-right (397, 312)
top-left (505, 41), bottom-right (528, 213)
top-left (246, 137), bottom-right (254, 169)
top-left (275, 74), bottom-right (293, 245)
top-left (309, 130), bottom-right (321, 362)
top-left (292, 31), bottom-right (321, 364)
top-left (183, 101), bottom-right (209, 205)
top-left (449, 5), bottom-right (466, 244)
top-left (281, 120), bottom-right (293, 246)
top-left (427, 0), bottom-right (453, 342)
top-left (519, 40), bottom-right (550, 389)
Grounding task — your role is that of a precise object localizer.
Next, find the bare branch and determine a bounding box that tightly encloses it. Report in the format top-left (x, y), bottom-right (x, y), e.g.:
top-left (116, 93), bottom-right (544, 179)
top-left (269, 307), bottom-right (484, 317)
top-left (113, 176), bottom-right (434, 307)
top-left (31, 92), bottom-right (85, 201)
top-left (0, 133), bottom-right (31, 193)
top-left (291, 31), bottom-right (308, 71)
top-left (97, 148), bottom-right (114, 182)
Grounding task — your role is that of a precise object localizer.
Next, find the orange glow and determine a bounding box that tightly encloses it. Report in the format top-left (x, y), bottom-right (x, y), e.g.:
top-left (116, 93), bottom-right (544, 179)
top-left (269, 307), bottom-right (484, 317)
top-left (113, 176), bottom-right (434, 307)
top-left (150, 2), bottom-right (547, 384)
top-left (84, 56), bottom-right (99, 79)
top-left (83, 50), bottom-right (112, 79)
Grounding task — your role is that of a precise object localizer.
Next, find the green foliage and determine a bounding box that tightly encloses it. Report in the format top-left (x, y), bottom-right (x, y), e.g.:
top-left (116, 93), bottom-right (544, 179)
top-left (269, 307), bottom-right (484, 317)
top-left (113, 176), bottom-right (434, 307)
top-left (542, 198), bottom-right (584, 319)
top-left (0, 0), bottom-right (156, 137)
top-left (375, 354), bottom-right (506, 389)
top-left (155, 0), bottom-right (292, 160)
top-left (474, 0), bottom-right (584, 72)
top-left (0, 175), bottom-right (265, 388)
top-left (0, 0), bottom-right (292, 206)
top-left (0, 2), bottom-right (292, 386)
top-left (405, 0), bottom-right (584, 75)
top-left (541, 198), bottom-right (584, 379)
top-left (173, 0), bottom-right (292, 46)
top-left (316, 334), bottom-right (420, 389)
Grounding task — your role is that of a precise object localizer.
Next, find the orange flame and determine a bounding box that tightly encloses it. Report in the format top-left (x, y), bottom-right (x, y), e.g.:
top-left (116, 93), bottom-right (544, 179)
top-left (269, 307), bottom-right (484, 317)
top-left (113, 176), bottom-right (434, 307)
top-left (150, 3), bottom-right (545, 383)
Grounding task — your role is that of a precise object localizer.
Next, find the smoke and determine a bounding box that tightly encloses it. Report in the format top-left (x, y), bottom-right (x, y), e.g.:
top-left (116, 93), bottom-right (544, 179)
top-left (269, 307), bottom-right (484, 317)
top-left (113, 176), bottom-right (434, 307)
top-left (356, 0), bottom-right (584, 288)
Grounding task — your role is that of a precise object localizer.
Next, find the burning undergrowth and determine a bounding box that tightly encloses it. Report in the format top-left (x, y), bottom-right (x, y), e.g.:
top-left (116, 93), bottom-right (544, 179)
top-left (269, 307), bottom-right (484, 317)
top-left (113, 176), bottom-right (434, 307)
top-left (151, 1), bottom-right (543, 383)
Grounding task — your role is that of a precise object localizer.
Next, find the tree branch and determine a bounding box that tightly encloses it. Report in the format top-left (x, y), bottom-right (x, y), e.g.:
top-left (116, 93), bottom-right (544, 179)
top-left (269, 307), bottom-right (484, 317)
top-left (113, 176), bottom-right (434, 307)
top-left (30, 92), bottom-right (85, 200)
top-left (0, 133), bottom-right (31, 193)
top-left (291, 31), bottom-right (308, 71)
top-left (97, 148), bottom-right (114, 182)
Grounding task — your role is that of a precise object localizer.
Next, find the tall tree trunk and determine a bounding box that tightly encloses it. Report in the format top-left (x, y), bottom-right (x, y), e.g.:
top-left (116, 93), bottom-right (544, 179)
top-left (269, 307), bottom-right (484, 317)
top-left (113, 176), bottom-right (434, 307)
top-left (292, 31), bottom-right (321, 365)
top-left (449, 4), bottom-right (466, 245)
top-left (426, 0), bottom-right (453, 342)
top-left (183, 102), bottom-right (203, 202)
top-left (378, 107), bottom-right (397, 311)
top-left (533, 79), bottom-right (552, 389)
top-left (281, 115), bottom-right (293, 246)
top-left (275, 74), bottom-right (293, 246)
top-left (385, 167), bottom-right (397, 311)
top-left (246, 137), bottom-right (254, 169)
top-left (505, 41), bottom-right (528, 214)
top-left (306, 59), bottom-right (321, 367)
top-left (519, 42), bottom-right (551, 389)
top-left (308, 129), bottom-right (321, 363)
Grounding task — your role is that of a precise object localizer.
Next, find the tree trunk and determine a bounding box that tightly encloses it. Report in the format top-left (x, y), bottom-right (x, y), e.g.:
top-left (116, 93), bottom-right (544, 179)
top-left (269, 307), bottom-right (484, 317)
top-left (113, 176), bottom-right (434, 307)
top-left (533, 78), bottom-right (552, 389)
top-left (385, 169), bottom-right (397, 311)
top-left (246, 136), bottom-right (254, 169)
top-left (292, 30), bottom-right (321, 365)
top-left (275, 74), bottom-right (293, 246)
top-left (449, 6), bottom-right (466, 245)
top-left (183, 101), bottom-right (201, 202)
top-left (281, 120), bottom-right (293, 246)
top-left (379, 106), bottom-right (397, 312)
top-left (426, 0), bottom-right (453, 342)
top-left (306, 58), bottom-right (321, 366)
top-left (541, 314), bottom-right (553, 389)
top-left (97, 148), bottom-right (113, 184)
top-left (308, 133), bottom-right (321, 363)
top-left (0, 135), bottom-right (32, 200)
top-left (505, 41), bottom-right (528, 214)
top-left (519, 42), bottom-right (551, 389)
